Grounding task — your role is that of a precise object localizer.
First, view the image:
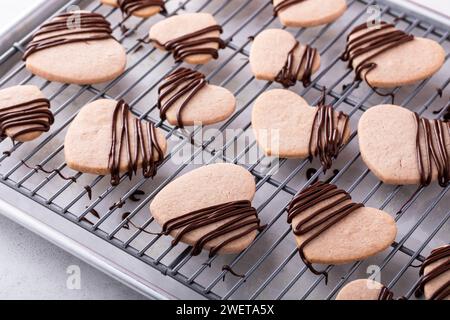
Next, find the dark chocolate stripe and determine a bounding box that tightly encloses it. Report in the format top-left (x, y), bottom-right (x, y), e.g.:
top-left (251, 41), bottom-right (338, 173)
top-left (158, 67), bottom-right (207, 127)
top-left (160, 200), bottom-right (264, 257)
top-left (273, 0), bottom-right (306, 16)
top-left (23, 12), bottom-right (114, 60)
top-left (275, 40), bottom-right (317, 88)
top-left (307, 92), bottom-right (349, 171)
top-left (108, 100), bottom-right (164, 186)
top-left (0, 98), bottom-right (53, 140)
top-left (287, 181), bottom-right (363, 282)
top-left (415, 245), bottom-right (450, 300)
top-left (151, 25), bottom-right (226, 62)
top-left (413, 113), bottom-right (450, 187)
top-left (118, 0), bottom-right (166, 17)
top-left (341, 21), bottom-right (414, 90)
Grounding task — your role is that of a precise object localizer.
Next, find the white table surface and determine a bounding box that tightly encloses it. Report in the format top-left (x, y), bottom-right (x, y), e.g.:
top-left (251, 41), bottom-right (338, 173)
top-left (0, 0), bottom-right (146, 300)
top-left (0, 0), bottom-right (448, 300)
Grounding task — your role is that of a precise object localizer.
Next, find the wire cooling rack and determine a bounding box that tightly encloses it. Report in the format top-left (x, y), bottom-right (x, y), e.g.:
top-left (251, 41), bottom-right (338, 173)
top-left (0, 0), bottom-right (448, 300)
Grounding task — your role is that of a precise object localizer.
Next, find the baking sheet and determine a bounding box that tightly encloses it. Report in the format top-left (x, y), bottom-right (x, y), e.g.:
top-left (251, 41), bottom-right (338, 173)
top-left (0, 0), bottom-right (448, 300)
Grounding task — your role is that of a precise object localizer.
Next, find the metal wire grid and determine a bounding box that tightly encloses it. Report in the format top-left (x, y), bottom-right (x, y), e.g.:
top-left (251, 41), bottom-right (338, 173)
top-left (0, 0), bottom-right (448, 300)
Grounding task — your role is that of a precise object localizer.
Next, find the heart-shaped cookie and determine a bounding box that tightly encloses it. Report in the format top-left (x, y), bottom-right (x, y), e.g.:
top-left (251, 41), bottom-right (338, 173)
top-left (252, 89), bottom-right (351, 170)
top-left (250, 29), bottom-right (321, 88)
top-left (273, 0), bottom-right (347, 28)
top-left (150, 163), bottom-right (263, 256)
top-left (0, 85), bottom-right (54, 143)
top-left (149, 13), bottom-right (226, 65)
top-left (65, 99), bottom-right (167, 185)
top-left (158, 67), bottom-right (236, 127)
top-left (24, 11), bottom-right (127, 85)
top-left (415, 245), bottom-right (450, 300)
top-left (358, 104), bottom-right (450, 186)
top-left (342, 21), bottom-right (445, 88)
top-left (336, 279), bottom-right (394, 300)
top-left (101, 0), bottom-right (166, 18)
top-left (288, 182), bottom-right (397, 278)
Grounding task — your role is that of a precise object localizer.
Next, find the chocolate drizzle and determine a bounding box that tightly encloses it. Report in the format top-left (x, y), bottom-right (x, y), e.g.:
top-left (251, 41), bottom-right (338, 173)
top-left (118, 1), bottom-right (166, 34)
top-left (21, 160), bottom-right (77, 182)
top-left (110, 199), bottom-right (127, 211)
top-left (0, 98), bottom-right (53, 140)
top-left (275, 41), bottom-right (317, 88)
top-left (21, 161), bottom-right (94, 200)
top-left (287, 181), bottom-right (363, 282)
top-left (378, 286), bottom-right (395, 300)
top-left (396, 112), bottom-right (450, 214)
top-left (415, 245), bottom-right (450, 300)
top-left (121, 212), bottom-right (160, 234)
top-left (222, 265), bottom-right (246, 281)
top-left (273, 0), bottom-right (306, 16)
top-left (412, 113), bottom-right (450, 187)
top-left (158, 67), bottom-right (207, 127)
top-left (84, 186), bottom-right (93, 200)
top-left (129, 189), bottom-right (145, 202)
top-left (23, 12), bottom-right (114, 60)
top-left (341, 21), bottom-right (414, 95)
top-left (308, 91), bottom-right (349, 171)
top-left (306, 168), bottom-right (340, 184)
top-left (108, 100), bottom-right (164, 186)
top-left (118, 0), bottom-right (166, 17)
top-left (161, 200), bottom-right (264, 257)
top-left (150, 25), bottom-right (226, 62)
top-left (81, 209), bottom-right (100, 226)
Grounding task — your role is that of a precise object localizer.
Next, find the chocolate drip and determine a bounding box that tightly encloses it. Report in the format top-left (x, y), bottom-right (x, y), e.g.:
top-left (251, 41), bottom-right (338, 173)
top-left (275, 40), bottom-right (317, 88)
top-left (433, 107), bottom-right (444, 115)
top-left (378, 286), bottom-right (395, 300)
top-left (129, 189), bottom-right (145, 202)
top-left (23, 12), bottom-right (114, 60)
top-left (0, 98), bottom-right (53, 140)
top-left (438, 102), bottom-right (450, 121)
top-left (222, 265), bottom-right (246, 281)
top-left (341, 21), bottom-right (414, 93)
top-left (396, 185), bottom-right (423, 215)
top-left (21, 160), bottom-right (91, 201)
top-left (415, 245), bottom-right (450, 300)
top-left (273, 0), bottom-right (306, 16)
top-left (108, 100), bottom-right (164, 186)
top-left (158, 67), bottom-right (207, 127)
top-left (150, 25), bottom-right (226, 62)
top-left (118, 0), bottom-right (166, 17)
top-left (121, 211), bottom-right (160, 234)
top-left (306, 168), bottom-right (340, 184)
top-left (133, 36), bottom-right (151, 53)
top-left (160, 200), bottom-right (264, 257)
top-left (306, 168), bottom-right (318, 181)
top-left (84, 185), bottom-right (93, 200)
top-left (287, 181), bottom-right (363, 282)
top-left (90, 209), bottom-right (100, 219)
top-left (413, 113), bottom-right (450, 187)
top-left (81, 209), bottom-right (100, 225)
top-left (21, 160), bottom-right (77, 182)
top-left (308, 91), bottom-right (349, 171)
top-left (109, 199), bottom-right (127, 211)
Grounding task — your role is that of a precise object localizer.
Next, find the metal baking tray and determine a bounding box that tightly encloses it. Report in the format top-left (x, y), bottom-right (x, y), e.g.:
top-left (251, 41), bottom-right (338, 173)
top-left (0, 0), bottom-right (448, 300)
